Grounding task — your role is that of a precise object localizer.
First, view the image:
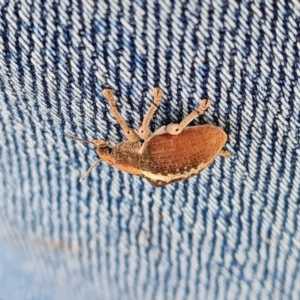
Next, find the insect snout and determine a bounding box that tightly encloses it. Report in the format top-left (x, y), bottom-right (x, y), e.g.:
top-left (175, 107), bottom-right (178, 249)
top-left (93, 140), bottom-right (109, 148)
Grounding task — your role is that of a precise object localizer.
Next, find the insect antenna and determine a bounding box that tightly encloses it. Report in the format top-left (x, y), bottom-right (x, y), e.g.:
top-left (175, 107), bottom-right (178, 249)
top-left (79, 159), bottom-right (102, 182)
top-left (67, 135), bottom-right (102, 181)
top-left (67, 135), bottom-right (94, 145)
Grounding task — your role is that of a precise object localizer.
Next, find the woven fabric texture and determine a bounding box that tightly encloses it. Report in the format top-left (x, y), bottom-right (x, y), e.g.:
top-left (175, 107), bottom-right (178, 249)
top-left (0, 0), bottom-right (300, 299)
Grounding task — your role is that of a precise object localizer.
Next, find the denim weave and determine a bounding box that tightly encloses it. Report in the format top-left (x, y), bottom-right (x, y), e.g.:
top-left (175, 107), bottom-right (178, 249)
top-left (0, 0), bottom-right (300, 299)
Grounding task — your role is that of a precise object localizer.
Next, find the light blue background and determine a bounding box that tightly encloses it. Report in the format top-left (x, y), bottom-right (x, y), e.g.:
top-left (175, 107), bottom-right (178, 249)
top-left (0, 0), bottom-right (300, 299)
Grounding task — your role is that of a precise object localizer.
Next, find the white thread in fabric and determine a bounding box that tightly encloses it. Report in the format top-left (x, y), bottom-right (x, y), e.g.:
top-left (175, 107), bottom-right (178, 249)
top-left (0, 0), bottom-right (300, 299)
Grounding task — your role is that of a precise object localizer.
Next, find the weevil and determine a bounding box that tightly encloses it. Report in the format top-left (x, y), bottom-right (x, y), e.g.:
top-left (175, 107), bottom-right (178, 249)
top-left (67, 88), bottom-right (229, 187)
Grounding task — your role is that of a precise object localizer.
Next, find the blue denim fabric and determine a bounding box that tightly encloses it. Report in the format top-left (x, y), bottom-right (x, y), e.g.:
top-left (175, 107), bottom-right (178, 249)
top-left (0, 0), bottom-right (300, 299)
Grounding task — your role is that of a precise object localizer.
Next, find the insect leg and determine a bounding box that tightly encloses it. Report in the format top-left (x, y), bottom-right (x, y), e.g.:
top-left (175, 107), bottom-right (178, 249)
top-left (166, 99), bottom-right (212, 135)
top-left (103, 89), bottom-right (140, 142)
top-left (219, 149), bottom-right (230, 158)
top-left (138, 88), bottom-right (163, 139)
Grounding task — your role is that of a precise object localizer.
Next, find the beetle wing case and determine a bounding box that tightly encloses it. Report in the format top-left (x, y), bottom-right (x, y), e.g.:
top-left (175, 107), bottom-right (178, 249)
top-left (139, 125), bottom-right (227, 187)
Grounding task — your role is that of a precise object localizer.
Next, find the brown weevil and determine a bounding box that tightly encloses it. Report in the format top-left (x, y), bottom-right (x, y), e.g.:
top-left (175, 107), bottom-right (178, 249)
top-left (67, 88), bottom-right (229, 187)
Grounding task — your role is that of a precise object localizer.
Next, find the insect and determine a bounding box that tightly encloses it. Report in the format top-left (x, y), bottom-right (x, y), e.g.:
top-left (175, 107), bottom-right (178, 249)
top-left (67, 88), bottom-right (229, 187)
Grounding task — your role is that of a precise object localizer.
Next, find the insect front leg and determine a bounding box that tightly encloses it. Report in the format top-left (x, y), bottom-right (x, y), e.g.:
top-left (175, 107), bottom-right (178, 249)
top-left (166, 99), bottom-right (212, 135)
top-left (103, 89), bottom-right (140, 142)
